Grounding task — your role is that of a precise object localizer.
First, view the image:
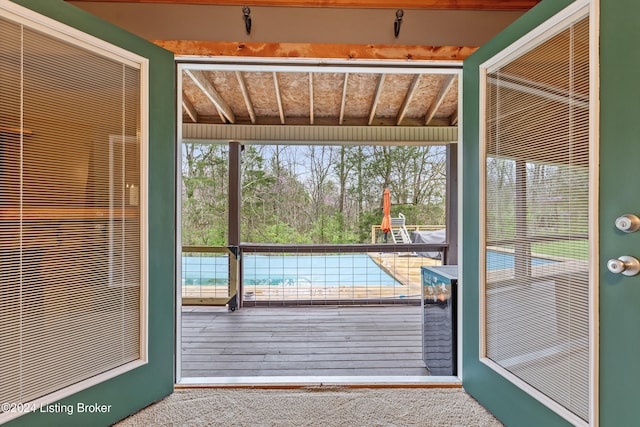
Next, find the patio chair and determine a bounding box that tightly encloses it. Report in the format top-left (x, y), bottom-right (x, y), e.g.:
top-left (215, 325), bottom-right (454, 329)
top-left (390, 213), bottom-right (412, 244)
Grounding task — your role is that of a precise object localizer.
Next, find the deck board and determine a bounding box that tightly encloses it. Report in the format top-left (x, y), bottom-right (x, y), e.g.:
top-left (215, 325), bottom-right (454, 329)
top-left (181, 305), bottom-right (430, 378)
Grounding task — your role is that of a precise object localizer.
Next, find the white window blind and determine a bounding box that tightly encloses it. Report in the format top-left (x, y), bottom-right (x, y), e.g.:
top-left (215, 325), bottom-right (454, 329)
top-left (0, 9), bottom-right (145, 417)
top-left (483, 15), bottom-right (591, 423)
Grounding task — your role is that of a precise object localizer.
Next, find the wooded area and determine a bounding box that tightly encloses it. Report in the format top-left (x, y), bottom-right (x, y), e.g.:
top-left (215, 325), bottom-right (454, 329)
top-left (182, 143), bottom-right (447, 245)
top-left (485, 157), bottom-right (589, 243)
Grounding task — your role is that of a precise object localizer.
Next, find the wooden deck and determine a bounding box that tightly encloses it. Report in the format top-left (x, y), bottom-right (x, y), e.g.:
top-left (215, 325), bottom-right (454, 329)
top-left (369, 252), bottom-right (441, 288)
top-left (181, 305), bottom-right (429, 378)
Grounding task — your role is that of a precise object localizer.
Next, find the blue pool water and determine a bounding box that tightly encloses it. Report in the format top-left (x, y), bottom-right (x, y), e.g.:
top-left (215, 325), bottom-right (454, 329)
top-left (183, 254), bottom-right (400, 287)
top-left (486, 250), bottom-right (555, 271)
top-left (182, 251), bottom-right (556, 287)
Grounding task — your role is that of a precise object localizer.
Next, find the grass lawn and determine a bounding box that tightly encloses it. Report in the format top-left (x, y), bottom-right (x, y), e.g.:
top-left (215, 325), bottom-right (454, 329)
top-left (532, 239), bottom-right (589, 261)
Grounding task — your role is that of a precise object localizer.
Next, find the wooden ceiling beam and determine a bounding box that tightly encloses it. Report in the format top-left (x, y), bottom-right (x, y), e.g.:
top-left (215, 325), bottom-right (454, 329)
top-left (395, 74), bottom-right (421, 126)
top-left (182, 91), bottom-right (199, 123)
top-left (368, 74), bottom-right (386, 126)
top-left (450, 109), bottom-right (458, 126)
top-left (71, 0), bottom-right (540, 11)
top-left (273, 72), bottom-right (285, 125)
top-left (339, 73), bottom-right (349, 125)
top-left (153, 41), bottom-right (477, 61)
top-left (235, 71), bottom-right (257, 124)
top-left (185, 69), bottom-right (235, 123)
top-left (424, 74), bottom-right (455, 125)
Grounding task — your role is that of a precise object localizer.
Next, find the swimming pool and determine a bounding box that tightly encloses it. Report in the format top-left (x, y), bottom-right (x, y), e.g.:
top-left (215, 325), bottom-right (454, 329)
top-left (182, 251), bottom-right (556, 287)
top-left (486, 250), bottom-right (555, 271)
top-left (183, 253), bottom-right (400, 287)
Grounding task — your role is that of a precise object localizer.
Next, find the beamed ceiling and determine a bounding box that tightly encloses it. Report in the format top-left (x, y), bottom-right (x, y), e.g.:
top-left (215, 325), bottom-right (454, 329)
top-left (181, 66), bottom-right (458, 127)
top-left (69, 0), bottom-right (539, 132)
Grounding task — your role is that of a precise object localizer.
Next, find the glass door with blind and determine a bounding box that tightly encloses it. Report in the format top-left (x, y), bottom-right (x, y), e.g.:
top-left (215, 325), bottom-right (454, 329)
top-left (462, 1), bottom-right (596, 426)
top-left (0, 3), bottom-right (146, 419)
top-left (0, 2), bottom-right (175, 426)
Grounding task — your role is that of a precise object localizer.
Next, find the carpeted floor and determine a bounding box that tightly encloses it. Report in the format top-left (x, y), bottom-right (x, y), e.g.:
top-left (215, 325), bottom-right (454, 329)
top-left (114, 387), bottom-right (504, 427)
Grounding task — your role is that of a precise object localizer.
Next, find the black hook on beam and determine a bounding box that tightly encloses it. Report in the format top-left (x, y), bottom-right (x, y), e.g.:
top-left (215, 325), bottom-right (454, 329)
top-left (243, 6), bottom-right (252, 35)
top-left (394, 9), bottom-right (403, 39)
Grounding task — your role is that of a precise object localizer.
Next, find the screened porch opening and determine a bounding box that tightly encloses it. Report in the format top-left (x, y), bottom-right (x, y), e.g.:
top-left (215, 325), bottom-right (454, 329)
top-left (177, 62), bottom-right (460, 380)
top-left (179, 144), bottom-right (458, 380)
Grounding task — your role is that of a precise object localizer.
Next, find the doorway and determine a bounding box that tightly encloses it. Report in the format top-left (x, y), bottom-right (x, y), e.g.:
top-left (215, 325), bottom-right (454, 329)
top-left (175, 59), bottom-right (462, 385)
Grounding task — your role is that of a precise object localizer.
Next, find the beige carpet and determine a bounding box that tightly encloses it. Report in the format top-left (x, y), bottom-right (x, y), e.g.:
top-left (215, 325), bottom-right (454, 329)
top-left (115, 387), bottom-right (503, 427)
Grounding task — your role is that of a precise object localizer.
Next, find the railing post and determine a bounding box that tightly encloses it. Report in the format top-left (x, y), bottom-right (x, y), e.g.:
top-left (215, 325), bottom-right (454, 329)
top-left (229, 141), bottom-right (243, 308)
top-left (227, 246), bottom-right (239, 311)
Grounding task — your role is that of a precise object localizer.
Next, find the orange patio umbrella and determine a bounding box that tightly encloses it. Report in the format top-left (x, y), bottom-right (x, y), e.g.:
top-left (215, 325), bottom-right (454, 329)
top-left (381, 188), bottom-right (391, 235)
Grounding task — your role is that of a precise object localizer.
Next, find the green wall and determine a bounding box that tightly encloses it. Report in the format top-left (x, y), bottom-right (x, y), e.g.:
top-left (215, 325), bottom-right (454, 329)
top-left (461, 1), bottom-right (576, 426)
top-left (5, 1), bottom-right (176, 426)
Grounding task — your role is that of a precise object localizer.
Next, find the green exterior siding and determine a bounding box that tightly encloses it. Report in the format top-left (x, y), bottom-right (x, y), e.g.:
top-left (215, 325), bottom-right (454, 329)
top-left (5, 1), bottom-right (176, 426)
top-left (461, 1), bottom-right (578, 426)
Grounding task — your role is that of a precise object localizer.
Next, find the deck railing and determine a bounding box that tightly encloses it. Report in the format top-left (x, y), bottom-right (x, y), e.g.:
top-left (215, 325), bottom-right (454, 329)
top-left (182, 246), bottom-right (239, 308)
top-left (182, 243), bottom-right (449, 307)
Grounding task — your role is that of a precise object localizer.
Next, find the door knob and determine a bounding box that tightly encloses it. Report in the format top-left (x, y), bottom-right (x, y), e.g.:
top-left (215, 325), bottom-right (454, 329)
top-left (607, 256), bottom-right (640, 276)
top-left (615, 214), bottom-right (640, 233)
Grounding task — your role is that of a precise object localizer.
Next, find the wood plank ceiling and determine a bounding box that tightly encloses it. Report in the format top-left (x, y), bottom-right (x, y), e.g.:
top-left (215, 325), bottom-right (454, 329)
top-left (71, 0), bottom-right (539, 129)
